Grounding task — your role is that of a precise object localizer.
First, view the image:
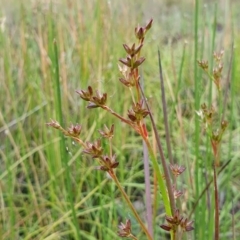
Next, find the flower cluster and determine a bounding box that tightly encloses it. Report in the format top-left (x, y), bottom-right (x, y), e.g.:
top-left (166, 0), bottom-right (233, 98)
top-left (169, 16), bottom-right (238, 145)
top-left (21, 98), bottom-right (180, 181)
top-left (197, 60), bottom-right (208, 70)
top-left (198, 50), bottom-right (225, 91)
top-left (196, 103), bottom-right (228, 160)
top-left (170, 164), bottom-right (186, 177)
top-left (160, 209), bottom-right (194, 233)
top-left (76, 86), bottom-right (107, 108)
top-left (127, 100), bottom-right (149, 123)
top-left (196, 103), bottom-right (215, 129)
top-left (98, 124), bottom-right (115, 139)
top-left (118, 19), bottom-right (152, 89)
top-left (135, 19), bottom-right (153, 42)
top-left (46, 120), bottom-right (82, 138)
top-left (47, 120), bottom-right (119, 173)
top-left (118, 219), bottom-right (137, 239)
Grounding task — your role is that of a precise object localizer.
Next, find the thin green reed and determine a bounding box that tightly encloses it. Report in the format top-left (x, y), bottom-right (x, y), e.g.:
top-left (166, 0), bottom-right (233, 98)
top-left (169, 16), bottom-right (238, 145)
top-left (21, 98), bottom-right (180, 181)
top-left (194, 0), bottom-right (200, 239)
top-left (49, 16), bottom-right (81, 239)
top-left (208, 2), bottom-right (217, 106)
top-left (223, 44), bottom-right (235, 236)
top-left (198, 5), bottom-right (206, 239)
top-left (207, 4), bottom-right (218, 239)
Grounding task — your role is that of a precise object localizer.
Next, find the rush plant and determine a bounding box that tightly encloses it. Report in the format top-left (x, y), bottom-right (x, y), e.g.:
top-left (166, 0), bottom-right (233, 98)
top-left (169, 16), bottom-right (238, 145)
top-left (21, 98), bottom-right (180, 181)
top-left (196, 51), bottom-right (229, 240)
top-left (47, 19), bottom-right (194, 240)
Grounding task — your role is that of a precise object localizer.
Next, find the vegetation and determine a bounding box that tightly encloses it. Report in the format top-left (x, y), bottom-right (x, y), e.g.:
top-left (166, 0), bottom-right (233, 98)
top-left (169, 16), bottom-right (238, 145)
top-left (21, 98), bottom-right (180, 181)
top-left (0, 0), bottom-right (240, 239)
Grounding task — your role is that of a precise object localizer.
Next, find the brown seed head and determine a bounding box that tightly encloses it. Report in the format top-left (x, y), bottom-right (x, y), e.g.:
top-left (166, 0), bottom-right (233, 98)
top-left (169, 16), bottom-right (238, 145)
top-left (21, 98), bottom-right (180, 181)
top-left (180, 218), bottom-right (194, 232)
top-left (67, 124), bottom-right (82, 137)
top-left (119, 56), bottom-right (132, 68)
top-left (165, 209), bottom-right (183, 226)
top-left (132, 57), bottom-right (145, 69)
top-left (99, 124), bottom-right (115, 139)
top-left (123, 43), bottom-right (143, 57)
top-left (135, 26), bottom-right (144, 40)
top-left (221, 120), bottom-right (228, 132)
top-left (127, 100), bottom-right (149, 123)
top-left (160, 209), bottom-right (193, 233)
top-left (92, 91), bottom-right (107, 106)
top-left (145, 18), bottom-right (153, 31)
top-left (170, 164), bottom-right (186, 177)
top-left (173, 188), bottom-right (183, 199)
top-left (160, 223), bottom-right (172, 232)
top-left (135, 19), bottom-right (153, 40)
top-left (46, 119), bottom-right (61, 129)
top-left (99, 154), bottom-right (119, 171)
top-left (118, 219), bottom-right (132, 237)
top-left (83, 139), bottom-right (103, 158)
top-left (197, 60), bottom-right (208, 70)
top-left (76, 86), bottom-right (93, 101)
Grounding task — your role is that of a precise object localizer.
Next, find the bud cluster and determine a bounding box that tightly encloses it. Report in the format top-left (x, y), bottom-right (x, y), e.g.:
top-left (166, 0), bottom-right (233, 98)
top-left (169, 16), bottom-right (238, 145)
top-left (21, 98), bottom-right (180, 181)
top-left (127, 100), bottom-right (149, 123)
top-left (83, 139), bottom-right (103, 158)
top-left (76, 86), bottom-right (107, 108)
top-left (160, 209), bottom-right (194, 233)
top-left (170, 164), bottom-right (186, 177)
top-left (46, 120), bottom-right (82, 138)
top-left (47, 120), bottom-right (119, 172)
top-left (118, 219), bottom-right (134, 238)
top-left (135, 19), bottom-right (153, 42)
top-left (196, 103), bottom-right (228, 142)
top-left (196, 103), bottom-right (228, 162)
top-left (198, 50), bottom-right (225, 91)
top-left (118, 19), bottom-right (153, 88)
top-left (98, 124), bottom-right (114, 139)
top-left (196, 103), bottom-right (215, 129)
top-left (159, 162), bottom-right (191, 235)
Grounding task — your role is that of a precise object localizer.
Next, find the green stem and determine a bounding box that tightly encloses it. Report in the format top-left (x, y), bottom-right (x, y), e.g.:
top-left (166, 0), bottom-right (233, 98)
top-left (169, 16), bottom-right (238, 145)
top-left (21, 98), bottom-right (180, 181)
top-left (194, 0), bottom-right (200, 238)
top-left (53, 39), bottom-right (81, 240)
top-left (129, 234), bottom-right (138, 240)
top-left (109, 171), bottom-right (153, 240)
top-left (189, 159), bottom-right (231, 218)
top-left (101, 105), bottom-right (139, 132)
top-left (144, 138), bottom-right (171, 216)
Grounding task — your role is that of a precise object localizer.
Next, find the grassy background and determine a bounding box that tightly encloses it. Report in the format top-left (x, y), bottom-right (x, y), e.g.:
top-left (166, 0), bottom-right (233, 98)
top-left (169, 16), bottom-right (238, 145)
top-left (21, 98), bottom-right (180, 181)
top-left (0, 0), bottom-right (240, 239)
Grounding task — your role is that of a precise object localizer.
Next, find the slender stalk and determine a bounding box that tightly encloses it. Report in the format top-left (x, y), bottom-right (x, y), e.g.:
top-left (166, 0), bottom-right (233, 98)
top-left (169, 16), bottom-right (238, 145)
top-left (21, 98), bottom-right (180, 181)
top-left (135, 73), bottom-right (141, 101)
top-left (53, 39), bottom-right (81, 240)
top-left (108, 171), bottom-right (153, 240)
top-left (109, 137), bottom-right (113, 158)
top-left (189, 159), bottom-right (231, 218)
top-left (140, 73), bottom-right (153, 237)
top-left (99, 90), bottom-right (172, 236)
top-left (142, 140), bottom-right (153, 237)
top-left (222, 43), bottom-right (234, 121)
top-left (156, 51), bottom-right (176, 238)
top-left (194, 0), bottom-right (200, 238)
top-left (101, 105), bottom-right (136, 128)
top-left (138, 83), bottom-right (174, 216)
top-left (143, 137), bottom-right (171, 216)
top-left (213, 163), bottom-right (219, 240)
top-left (158, 50), bottom-right (174, 166)
top-left (129, 234), bottom-right (138, 240)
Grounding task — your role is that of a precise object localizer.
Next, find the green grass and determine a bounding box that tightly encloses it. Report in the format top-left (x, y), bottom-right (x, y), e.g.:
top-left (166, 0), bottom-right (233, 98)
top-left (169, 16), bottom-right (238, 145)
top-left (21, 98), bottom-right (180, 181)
top-left (0, 0), bottom-right (240, 239)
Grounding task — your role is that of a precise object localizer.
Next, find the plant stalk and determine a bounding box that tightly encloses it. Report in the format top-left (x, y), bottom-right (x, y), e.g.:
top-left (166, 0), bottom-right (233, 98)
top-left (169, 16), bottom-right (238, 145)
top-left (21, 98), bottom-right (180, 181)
top-left (109, 171), bottom-right (153, 240)
top-left (213, 163), bottom-right (219, 240)
top-left (143, 137), bottom-right (171, 216)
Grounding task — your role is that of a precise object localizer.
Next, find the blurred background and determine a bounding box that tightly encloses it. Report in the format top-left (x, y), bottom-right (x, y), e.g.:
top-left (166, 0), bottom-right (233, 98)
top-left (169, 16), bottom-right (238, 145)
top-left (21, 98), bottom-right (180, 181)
top-left (0, 0), bottom-right (239, 239)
